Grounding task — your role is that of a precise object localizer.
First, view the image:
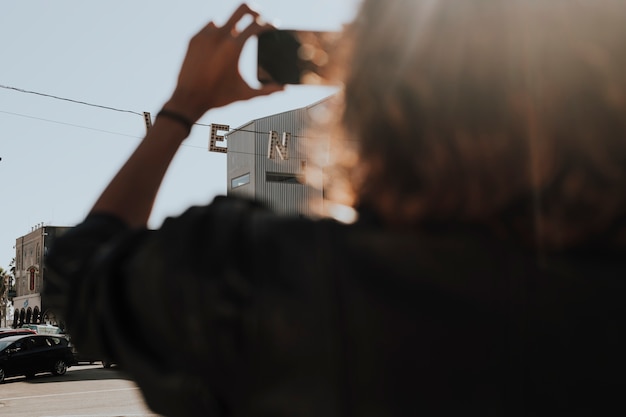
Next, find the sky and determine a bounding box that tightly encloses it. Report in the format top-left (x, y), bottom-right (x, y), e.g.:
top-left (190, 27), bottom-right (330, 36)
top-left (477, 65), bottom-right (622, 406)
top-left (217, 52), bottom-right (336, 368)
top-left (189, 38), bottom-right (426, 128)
top-left (0, 0), bottom-right (360, 269)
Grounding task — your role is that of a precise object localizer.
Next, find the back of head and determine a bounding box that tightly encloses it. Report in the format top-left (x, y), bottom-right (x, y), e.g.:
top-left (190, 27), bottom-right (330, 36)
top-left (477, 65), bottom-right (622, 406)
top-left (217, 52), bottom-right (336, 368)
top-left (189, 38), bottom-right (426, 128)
top-left (329, 0), bottom-right (626, 250)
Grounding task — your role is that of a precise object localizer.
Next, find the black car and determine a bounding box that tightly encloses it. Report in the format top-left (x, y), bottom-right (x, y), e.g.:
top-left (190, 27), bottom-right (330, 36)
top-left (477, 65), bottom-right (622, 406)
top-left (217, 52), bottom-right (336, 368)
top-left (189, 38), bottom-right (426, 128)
top-left (0, 328), bottom-right (37, 339)
top-left (0, 334), bottom-right (76, 383)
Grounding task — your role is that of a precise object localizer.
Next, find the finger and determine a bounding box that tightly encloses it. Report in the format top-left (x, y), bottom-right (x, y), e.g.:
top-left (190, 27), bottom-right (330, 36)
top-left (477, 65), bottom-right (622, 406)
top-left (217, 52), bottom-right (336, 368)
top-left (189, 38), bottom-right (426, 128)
top-left (253, 83), bottom-right (285, 98)
top-left (238, 82), bottom-right (284, 102)
top-left (258, 83), bottom-right (285, 95)
top-left (237, 20), bottom-right (273, 44)
top-left (223, 3), bottom-right (258, 31)
top-left (197, 21), bottom-right (218, 34)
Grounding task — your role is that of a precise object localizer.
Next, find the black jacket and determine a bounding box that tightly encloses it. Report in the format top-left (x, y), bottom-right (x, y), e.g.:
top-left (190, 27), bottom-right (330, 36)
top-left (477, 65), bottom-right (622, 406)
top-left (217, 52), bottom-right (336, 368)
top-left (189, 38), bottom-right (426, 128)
top-left (45, 196), bottom-right (626, 416)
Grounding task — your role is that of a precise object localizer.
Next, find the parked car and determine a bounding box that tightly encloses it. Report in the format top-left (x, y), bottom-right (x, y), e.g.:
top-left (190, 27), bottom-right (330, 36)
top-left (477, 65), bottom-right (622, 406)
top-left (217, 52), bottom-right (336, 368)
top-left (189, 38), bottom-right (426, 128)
top-left (20, 324), bottom-right (64, 335)
top-left (102, 358), bottom-right (116, 368)
top-left (72, 350), bottom-right (100, 365)
top-left (68, 343), bottom-right (100, 365)
top-left (0, 334), bottom-right (76, 383)
top-left (0, 328), bottom-right (37, 339)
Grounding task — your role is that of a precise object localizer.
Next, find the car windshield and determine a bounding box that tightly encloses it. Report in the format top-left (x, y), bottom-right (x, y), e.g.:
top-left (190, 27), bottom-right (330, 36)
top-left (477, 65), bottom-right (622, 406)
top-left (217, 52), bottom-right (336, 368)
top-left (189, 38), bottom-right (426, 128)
top-left (0, 340), bottom-right (13, 350)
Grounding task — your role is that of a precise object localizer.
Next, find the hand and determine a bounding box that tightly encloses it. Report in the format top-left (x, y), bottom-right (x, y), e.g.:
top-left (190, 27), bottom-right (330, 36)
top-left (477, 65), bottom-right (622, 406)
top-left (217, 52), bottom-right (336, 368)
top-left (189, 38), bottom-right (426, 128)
top-left (165, 3), bottom-right (283, 121)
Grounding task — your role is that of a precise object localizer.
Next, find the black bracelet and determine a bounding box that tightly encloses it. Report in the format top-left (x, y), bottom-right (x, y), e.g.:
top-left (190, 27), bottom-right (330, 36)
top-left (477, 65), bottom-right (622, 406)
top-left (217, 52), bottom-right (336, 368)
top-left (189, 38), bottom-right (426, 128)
top-left (157, 109), bottom-right (194, 134)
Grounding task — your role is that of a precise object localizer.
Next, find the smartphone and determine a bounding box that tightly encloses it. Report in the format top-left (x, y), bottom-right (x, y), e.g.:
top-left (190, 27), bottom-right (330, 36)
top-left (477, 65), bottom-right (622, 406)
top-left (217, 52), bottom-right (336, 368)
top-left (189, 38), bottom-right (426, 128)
top-left (257, 29), bottom-right (342, 85)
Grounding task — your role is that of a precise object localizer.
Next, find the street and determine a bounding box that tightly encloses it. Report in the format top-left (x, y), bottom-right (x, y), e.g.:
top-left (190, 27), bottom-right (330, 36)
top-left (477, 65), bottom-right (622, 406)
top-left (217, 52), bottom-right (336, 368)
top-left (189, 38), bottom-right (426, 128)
top-left (0, 363), bottom-right (161, 416)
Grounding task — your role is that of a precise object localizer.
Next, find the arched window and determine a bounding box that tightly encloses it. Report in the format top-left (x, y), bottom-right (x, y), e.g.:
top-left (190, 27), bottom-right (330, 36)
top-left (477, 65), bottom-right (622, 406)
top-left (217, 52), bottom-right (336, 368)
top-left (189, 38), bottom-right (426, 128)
top-left (33, 306), bottom-right (40, 324)
top-left (29, 267), bottom-right (36, 291)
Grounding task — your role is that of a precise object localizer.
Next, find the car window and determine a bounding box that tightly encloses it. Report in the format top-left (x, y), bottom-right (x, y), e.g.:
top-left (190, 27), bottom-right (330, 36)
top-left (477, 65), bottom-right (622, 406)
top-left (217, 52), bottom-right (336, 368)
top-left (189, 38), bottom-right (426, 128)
top-left (47, 337), bottom-right (62, 346)
top-left (0, 340), bottom-right (11, 350)
top-left (31, 337), bottom-right (49, 349)
top-left (14, 340), bottom-right (28, 351)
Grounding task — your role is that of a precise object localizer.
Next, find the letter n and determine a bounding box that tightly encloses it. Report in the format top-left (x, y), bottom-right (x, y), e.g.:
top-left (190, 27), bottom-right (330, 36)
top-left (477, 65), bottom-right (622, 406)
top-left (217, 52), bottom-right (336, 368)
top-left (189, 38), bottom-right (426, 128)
top-left (267, 131), bottom-right (290, 160)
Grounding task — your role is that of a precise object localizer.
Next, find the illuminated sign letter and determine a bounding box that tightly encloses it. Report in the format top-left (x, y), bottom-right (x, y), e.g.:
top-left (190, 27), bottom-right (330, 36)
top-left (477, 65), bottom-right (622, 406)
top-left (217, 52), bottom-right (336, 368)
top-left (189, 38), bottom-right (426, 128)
top-left (143, 112), bottom-right (153, 131)
top-left (209, 124), bottom-right (230, 153)
top-left (267, 131), bottom-right (290, 160)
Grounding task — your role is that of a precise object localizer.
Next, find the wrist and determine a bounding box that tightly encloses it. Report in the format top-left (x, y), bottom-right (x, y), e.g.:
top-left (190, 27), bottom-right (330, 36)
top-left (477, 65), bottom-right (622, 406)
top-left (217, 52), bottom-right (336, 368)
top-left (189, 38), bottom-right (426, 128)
top-left (164, 92), bottom-right (210, 123)
top-left (156, 109), bottom-right (194, 135)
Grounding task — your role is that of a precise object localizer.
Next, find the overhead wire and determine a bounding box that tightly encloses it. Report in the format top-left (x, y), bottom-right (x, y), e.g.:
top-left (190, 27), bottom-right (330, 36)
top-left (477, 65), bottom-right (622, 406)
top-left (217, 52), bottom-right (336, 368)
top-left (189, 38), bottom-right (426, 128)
top-left (0, 109), bottom-right (140, 139)
top-left (0, 84), bottom-right (143, 116)
top-left (0, 108), bottom-right (307, 157)
top-left (0, 84), bottom-right (315, 140)
top-left (0, 83), bottom-right (329, 161)
top-left (0, 109), bottom-right (211, 151)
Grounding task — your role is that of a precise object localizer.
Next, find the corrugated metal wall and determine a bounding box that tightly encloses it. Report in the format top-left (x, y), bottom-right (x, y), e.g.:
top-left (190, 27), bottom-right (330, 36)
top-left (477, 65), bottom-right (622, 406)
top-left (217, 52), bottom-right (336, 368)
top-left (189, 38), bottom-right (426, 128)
top-left (227, 101), bottom-right (327, 216)
top-left (227, 120), bottom-right (256, 201)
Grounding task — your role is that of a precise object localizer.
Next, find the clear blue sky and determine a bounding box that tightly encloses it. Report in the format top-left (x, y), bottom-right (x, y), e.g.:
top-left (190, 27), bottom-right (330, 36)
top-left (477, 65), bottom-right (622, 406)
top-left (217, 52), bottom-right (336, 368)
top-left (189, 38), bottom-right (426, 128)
top-left (0, 0), bottom-right (359, 269)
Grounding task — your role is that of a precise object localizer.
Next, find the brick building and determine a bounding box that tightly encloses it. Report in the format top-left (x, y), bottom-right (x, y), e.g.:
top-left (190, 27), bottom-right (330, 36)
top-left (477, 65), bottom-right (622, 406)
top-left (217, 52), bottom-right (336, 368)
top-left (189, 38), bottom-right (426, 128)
top-left (12, 225), bottom-right (70, 329)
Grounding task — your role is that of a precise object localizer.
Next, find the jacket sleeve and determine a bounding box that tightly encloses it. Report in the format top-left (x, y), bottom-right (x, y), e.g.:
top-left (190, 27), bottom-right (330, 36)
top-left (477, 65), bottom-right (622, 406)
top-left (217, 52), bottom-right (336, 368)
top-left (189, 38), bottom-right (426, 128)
top-left (45, 196), bottom-right (270, 417)
top-left (44, 212), bottom-right (137, 360)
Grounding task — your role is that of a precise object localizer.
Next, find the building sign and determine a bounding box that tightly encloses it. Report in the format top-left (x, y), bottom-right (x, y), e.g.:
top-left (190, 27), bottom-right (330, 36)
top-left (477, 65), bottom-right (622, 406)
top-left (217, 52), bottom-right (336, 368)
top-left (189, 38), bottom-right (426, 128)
top-left (267, 131), bottom-right (290, 160)
top-left (209, 124), bottom-right (230, 154)
top-left (208, 124), bottom-right (292, 160)
top-left (143, 112), bottom-right (153, 131)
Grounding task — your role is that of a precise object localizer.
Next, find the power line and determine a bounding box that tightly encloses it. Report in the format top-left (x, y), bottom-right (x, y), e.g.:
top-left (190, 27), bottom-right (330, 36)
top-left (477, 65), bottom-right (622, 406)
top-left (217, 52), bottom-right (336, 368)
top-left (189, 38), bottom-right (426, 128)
top-left (0, 109), bottom-right (140, 139)
top-left (1, 84), bottom-right (320, 140)
top-left (0, 84), bottom-right (143, 116)
top-left (0, 109), bottom-right (207, 151)
top-left (0, 108), bottom-right (313, 158)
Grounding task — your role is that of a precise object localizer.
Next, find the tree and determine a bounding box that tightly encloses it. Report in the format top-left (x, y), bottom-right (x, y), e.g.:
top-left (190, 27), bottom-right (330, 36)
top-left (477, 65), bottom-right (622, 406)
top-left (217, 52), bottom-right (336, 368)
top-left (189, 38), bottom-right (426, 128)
top-left (0, 266), bottom-right (7, 327)
top-left (0, 266), bottom-right (6, 298)
top-left (9, 257), bottom-right (16, 292)
top-left (1, 259), bottom-right (16, 327)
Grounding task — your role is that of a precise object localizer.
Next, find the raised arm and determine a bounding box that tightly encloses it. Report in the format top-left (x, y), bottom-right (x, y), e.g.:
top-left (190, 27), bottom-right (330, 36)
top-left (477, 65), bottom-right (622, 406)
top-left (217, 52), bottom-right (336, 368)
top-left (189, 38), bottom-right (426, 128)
top-left (90, 4), bottom-right (282, 228)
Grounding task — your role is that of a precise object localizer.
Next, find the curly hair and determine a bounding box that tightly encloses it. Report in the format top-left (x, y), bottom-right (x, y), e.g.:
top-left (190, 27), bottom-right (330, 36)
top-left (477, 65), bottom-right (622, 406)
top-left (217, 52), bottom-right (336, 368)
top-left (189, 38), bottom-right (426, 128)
top-left (315, 0), bottom-right (626, 250)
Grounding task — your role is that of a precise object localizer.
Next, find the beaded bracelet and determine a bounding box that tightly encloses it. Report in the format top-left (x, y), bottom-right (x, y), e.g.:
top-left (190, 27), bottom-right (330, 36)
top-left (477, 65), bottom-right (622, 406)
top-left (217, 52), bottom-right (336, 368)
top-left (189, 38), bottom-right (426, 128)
top-left (156, 109), bottom-right (194, 134)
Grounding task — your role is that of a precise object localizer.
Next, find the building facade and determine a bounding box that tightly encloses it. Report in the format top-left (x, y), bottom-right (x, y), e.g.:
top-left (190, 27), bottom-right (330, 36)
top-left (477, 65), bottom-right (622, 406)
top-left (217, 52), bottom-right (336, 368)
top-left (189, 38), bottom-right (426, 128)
top-left (221, 97), bottom-right (332, 215)
top-left (12, 225), bottom-right (70, 329)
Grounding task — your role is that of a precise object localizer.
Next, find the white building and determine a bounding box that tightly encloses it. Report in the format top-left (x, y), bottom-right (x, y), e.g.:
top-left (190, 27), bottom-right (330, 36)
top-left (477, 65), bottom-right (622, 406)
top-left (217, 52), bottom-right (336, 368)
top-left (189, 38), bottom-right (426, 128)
top-left (214, 97), bottom-right (334, 215)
